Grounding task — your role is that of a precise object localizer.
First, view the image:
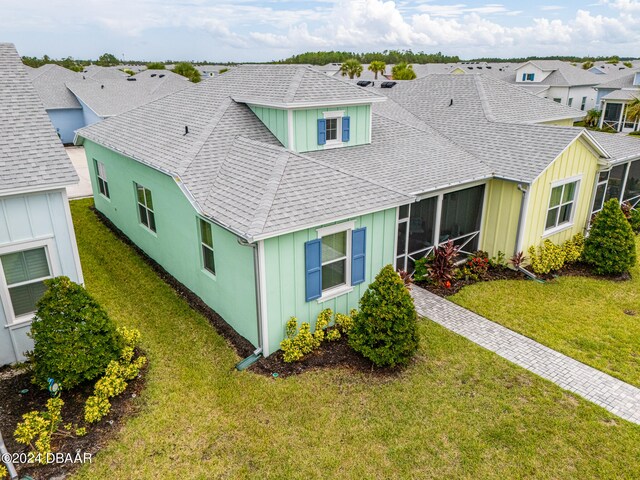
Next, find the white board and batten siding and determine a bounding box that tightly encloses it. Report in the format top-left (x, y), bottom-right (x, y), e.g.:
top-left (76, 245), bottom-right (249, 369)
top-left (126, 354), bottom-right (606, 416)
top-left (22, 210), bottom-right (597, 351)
top-left (0, 189), bottom-right (83, 365)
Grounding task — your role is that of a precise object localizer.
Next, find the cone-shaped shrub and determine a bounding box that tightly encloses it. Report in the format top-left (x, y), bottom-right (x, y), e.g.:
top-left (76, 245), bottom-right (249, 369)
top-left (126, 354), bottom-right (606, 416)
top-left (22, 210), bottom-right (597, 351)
top-left (583, 199), bottom-right (636, 275)
top-left (349, 265), bottom-right (419, 367)
top-left (28, 276), bottom-right (123, 390)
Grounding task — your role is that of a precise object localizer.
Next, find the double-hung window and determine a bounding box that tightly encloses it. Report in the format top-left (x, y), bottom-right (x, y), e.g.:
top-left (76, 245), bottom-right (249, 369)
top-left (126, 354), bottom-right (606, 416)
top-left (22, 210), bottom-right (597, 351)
top-left (0, 247), bottom-right (52, 321)
top-left (325, 118), bottom-right (338, 142)
top-left (317, 111), bottom-right (350, 146)
top-left (199, 219), bottom-right (216, 275)
top-left (94, 160), bottom-right (110, 198)
top-left (135, 183), bottom-right (156, 232)
top-left (545, 179), bottom-right (579, 231)
top-left (581, 96), bottom-right (587, 111)
top-left (321, 229), bottom-right (349, 292)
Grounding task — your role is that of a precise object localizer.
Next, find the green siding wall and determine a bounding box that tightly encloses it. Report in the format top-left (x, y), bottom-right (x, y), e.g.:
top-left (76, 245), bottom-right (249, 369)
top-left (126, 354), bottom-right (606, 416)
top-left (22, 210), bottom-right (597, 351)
top-left (249, 105), bottom-right (288, 147)
top-left (523, 138), bottom-right (598, 249)
top-left (480, 179), bottom-right (522, 256)
top-left (84, 141), bottom-right (260, 346)
top-left (293, 105), bottom-right (371, 152)
top-left (263, 208), bottom-right (396, 351)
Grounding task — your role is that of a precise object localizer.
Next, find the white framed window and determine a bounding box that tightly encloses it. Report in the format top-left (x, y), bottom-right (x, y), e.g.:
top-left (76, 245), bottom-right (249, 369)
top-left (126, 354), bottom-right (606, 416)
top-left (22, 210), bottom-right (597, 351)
top-left (545, 178), bottom-right (580, 233)
top-left (568, 98), bottom-right (573, 107)
top-left (94, 160), bottom-right (110, 199)
top-left (323, 110), bottom-right (344, 146)
top-left (0, 245), bottom-right (53, 324)
top-left (135, 183), bottom-right (156, 232)
top-left (317, 221), bottom-right (354, 300)
top-left (581, 96), bottom-right (587, 111)
top-left (553, 98), bottom-right (562, 103)
top-left (199, 218), bottom-right (216, 275)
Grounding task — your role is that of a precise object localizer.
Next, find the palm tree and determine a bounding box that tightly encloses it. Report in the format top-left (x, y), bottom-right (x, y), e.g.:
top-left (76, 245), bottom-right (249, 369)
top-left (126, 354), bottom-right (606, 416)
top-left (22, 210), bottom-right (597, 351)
top-left (626, 96), bottom-right (640, 124)
top-left (368, 61), bottom-right (386, 80)
top-left (585, 108), bottom-right (601, 128)
top-left (392, 63), bottom-right (417, 80)
top-left (340, 59), bottom-right (363, 80)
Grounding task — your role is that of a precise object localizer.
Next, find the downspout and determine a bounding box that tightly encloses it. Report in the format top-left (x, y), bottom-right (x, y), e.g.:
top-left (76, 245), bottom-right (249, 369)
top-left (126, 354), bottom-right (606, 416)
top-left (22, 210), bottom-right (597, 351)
top-left (514, 184), bottom-right (544, 282)
top-left (0, 430), bottom-right (18, 479)
top-left (234, 238), bottom-right (264, 371)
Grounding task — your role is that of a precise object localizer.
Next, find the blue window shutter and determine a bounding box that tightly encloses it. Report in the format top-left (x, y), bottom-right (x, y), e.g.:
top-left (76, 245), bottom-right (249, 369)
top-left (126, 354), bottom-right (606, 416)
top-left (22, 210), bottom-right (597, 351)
top-left (341, 116), bottom-right (350, 142)
top-left (317, 119), bottom-right (326, 145)
top-left (351, 227), bottom-right (366, 285)
top-left (522, 73), bottom-right (526, 81)
top-left (305, 239), bottom-right (322, 301)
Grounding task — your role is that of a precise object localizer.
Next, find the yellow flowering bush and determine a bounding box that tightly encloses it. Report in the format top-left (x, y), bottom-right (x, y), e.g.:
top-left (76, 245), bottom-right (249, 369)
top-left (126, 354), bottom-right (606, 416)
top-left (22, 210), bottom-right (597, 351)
top-left (0, 464), bottom-right (7, 479)
top-left (314, 308), bottom-right (333, 344)
top-left (14, 397), bottom-right (64, 462)
top-left (528, 234), bottom-right (585, 275)
top-left (84, 327), bottom-right (146, 424)
top-left (563, 233), bottom-right (584, 264)
top-left (335, 312), bottom-right (355, 333)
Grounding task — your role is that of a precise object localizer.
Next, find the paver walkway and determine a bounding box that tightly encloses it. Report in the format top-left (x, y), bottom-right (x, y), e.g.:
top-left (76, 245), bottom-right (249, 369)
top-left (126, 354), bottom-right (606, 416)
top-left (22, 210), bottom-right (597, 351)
top-left (411, 286), bottom-right (640, 425)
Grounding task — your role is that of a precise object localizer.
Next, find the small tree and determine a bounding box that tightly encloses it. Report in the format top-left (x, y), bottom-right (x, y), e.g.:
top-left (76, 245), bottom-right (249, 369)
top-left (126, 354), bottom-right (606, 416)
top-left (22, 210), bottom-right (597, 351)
top-left (392, 63), bottom-right (417, 80)
top-left (96, 53), bottom-right (120, 66)
top-left (28, 277), bottom-right (124, 390)
top-left (584, 108), bottom-right (601, 127)
top-left (146, 62), bottom-right (166, 70)
top-left (583, 199), bottom-right (636, 275)
top-left (626, 96), bottom-right (640, 124)
top-left (368, 60), bottom-right (386, 80)
top-left (349, 265), bottom-right (419, 367)
top-left (340, 59), bottom-right (363, 79)
top-left (172, 62), bottom-right (201, 83)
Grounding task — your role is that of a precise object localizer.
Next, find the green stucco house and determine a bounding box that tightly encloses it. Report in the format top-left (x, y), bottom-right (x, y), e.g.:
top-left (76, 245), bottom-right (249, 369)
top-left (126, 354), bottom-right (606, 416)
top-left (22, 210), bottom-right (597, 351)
top-left (75, 66), bottom-right (640, 358)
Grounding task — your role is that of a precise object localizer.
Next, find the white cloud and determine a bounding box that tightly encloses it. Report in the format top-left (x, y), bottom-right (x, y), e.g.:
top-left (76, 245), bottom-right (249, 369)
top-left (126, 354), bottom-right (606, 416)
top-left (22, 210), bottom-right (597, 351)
top-left (540, 5), bottom-right (566, 11)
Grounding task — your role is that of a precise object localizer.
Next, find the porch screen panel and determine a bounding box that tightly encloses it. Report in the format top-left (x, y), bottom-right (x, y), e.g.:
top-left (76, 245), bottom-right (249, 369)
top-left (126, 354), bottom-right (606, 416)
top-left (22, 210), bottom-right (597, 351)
top-left (408, 197), bottom-right (437, 255)
top-left (605, 164), bottom-right (627, 202)
top-left (623, 160), bottom-right (640, 206)
top-left (439, 185), bottom-right (485, 252)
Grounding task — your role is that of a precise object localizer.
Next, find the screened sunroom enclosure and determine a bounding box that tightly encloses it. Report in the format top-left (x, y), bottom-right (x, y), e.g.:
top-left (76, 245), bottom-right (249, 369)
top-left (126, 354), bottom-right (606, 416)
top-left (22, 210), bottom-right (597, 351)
top-left (592, 159), bottom-right (640, 214)
top-left (396, 184), bottom-right (485, 273)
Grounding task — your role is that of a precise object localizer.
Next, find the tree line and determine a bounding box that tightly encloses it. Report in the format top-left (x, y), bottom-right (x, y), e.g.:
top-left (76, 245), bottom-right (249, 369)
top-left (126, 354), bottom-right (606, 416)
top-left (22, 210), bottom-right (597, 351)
top-left (276, 50), bottom-right (460, 65)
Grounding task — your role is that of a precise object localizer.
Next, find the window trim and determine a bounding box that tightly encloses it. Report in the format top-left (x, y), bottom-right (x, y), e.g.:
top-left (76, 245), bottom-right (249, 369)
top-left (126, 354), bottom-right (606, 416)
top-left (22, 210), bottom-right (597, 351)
top-left (134, 182), bottom-right (156, 233)
top-left (543, 176), bottom-right (581, 236)
top-left (0, 238), bottom-right (57, 326)
top-left (94, 159), bottom-right (110, 199)
top-left (198, 218), bottom-right (216, 278)
top-left (322, 110), bottom-right (345, 148)
top-left (316, 220), bottom-right (354, 302)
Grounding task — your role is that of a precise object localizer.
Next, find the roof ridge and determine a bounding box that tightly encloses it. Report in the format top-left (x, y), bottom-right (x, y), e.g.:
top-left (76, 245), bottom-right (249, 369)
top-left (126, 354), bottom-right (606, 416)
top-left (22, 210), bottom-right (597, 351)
top-left (177, 96), bottom-right (234, 175)
top-left (247, 149), bottom-right (291, 236)
top-left (283, 67), bottom-right (306, 103)
top-left (473, 75), bottom-right (496, 122)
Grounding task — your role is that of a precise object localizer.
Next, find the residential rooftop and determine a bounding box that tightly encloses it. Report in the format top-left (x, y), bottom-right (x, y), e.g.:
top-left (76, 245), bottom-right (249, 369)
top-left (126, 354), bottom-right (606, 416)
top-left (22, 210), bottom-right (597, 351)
top-left (0, 43), bottom-right (78, 193)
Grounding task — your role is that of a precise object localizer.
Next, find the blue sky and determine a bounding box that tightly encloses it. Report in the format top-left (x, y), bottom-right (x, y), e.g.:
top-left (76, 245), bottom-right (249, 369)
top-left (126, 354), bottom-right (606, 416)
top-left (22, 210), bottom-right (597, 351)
top-left (3, 0), bottom-right (639, 62)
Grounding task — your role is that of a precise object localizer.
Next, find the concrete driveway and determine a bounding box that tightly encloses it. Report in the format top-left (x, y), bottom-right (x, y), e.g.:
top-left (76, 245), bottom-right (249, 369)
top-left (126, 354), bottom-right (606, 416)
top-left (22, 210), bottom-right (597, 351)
top-left (65, 146), bottom-right (93, 199)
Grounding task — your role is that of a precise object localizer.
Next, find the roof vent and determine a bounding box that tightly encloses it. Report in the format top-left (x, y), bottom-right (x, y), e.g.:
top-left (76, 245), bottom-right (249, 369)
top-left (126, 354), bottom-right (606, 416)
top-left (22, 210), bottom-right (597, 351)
top-left (486, 66), bottom-right (492, 69)
top-left (477, 66), bottom-right (483, 69)
top-left (381, 81), bottom-right (397, 88)
top-left (159, 74), bottom-right (165, 78)
top-left (101, 85), bottom-right (104, 89)
top-left (127, 77), bottom-right (136, 81)
top-left (467, 66), bottom-right (473, 70)
top-left (357, 80), bottom-right (372, 87)
top-left (184, 126), bottom-right (189, 135)
top-left (449, 99), bottom-right (453, 107)
top-left (150, 73), bottom-right (156, 77)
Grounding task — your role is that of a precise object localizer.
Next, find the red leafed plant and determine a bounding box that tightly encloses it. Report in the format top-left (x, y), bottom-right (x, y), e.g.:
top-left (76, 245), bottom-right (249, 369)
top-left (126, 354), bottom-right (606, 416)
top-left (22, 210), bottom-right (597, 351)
top-left (426, 240), bottom-right (460, 288)
top-left (509, 251), bottom-right (527, 269)
top-left (397, 270), bottom-right (414, 287)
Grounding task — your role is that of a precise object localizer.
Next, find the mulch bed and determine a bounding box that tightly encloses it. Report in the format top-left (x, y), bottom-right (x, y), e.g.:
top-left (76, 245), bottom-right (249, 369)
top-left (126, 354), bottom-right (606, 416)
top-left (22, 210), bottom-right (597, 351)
top-left (419, 262), bottom-right (632, 298)
top-left (0, 361), bottom-right (146, 480)
top-left (92, 207), bottom-right (402, 379)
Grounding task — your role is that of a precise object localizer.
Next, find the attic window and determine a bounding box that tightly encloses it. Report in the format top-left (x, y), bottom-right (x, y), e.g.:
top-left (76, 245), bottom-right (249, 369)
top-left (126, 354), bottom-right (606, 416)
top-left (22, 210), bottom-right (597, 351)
top-left (326, 118), bottom-right (338, 142)
top-left (317, 111), bottom-right (350, 147)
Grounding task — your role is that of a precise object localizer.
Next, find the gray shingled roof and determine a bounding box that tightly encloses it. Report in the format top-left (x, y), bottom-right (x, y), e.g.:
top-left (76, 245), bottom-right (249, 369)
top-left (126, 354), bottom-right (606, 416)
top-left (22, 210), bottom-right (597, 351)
top-left (379, 74), bottom-right (596, 183)
top-left (76, 67), bottom-right (612, 241)
top-left (227, 64), bottom-right (384, 106)
top-left (82, 65), bottom-right (128, 81)
top-left (0, 43), bottom-right (78, 193)
top-left (66, 75), bottom-right (192, 118)
top-left (589, 132), bottom-right (640, 164)
top-left (601, 90), bottom-right (640, 101)
top-left (76, 80), bottom-right (410, 240)
top-left (28, 63), bottom-right (83, 110)
top-left (597, 70), bottom-right (640, 89)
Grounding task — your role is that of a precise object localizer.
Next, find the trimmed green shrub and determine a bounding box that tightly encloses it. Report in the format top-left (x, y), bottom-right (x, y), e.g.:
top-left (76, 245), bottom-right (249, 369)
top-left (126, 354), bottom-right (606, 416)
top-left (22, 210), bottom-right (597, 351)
top-left (563, 233), bottom-right (584, 263)
top-left (630, 208), bottom-right (640, 232)
top-left (349, 265), bottom-right (419, 367)
top-left (28, 277), bottom-right (123, 390)
top-left (583, 199), bottom-right (636, 275)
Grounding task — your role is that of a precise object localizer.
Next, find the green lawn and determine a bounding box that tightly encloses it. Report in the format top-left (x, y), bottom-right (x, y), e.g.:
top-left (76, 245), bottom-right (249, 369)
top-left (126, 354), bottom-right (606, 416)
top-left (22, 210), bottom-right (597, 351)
top-left (70, 199), bottom-right (640, 479)
top-left (452, 238), bottom-right (640, 388)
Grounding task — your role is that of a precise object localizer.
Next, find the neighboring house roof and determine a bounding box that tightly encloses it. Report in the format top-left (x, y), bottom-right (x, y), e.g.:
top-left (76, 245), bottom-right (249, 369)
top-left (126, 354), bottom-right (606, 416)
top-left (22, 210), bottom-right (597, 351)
top-left (82, 65), bottom-right (128, 81)
top-left (601, 90), bottom-right (640, 102)
top-left (76, 68), bottom-right (610, 241)
top-left (228, 65), bottom-right (384, 107)
top-left (28, 63), bottom-right (83, 109)
top-left (132, 69), bottom-right (190, 95)
top-left (66, 75), bottom-right (192, 118)
top-left (504, 60), bottom-right (602, 87)
top-left (589, 132), bottom-right (640, 165)
top-left (0, 43), bottom-right (78, 193)
top-left (597, 70), bottom-right (640, 89)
